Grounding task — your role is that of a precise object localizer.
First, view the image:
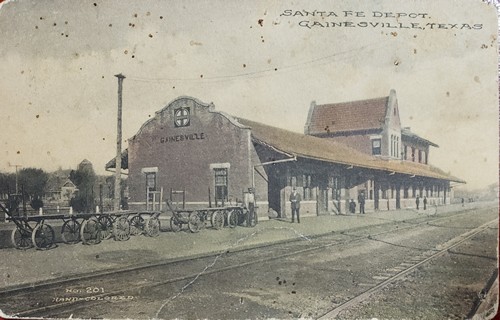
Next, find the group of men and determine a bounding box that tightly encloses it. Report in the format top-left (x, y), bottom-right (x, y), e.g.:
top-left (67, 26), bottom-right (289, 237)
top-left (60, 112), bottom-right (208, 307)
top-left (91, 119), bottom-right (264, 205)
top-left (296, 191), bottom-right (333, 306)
top-left (415, 195), bottom-right (428, 210)
top-left (290, 187), bottom-right (368, 220)
top-left (290, 187), bottom-right (433, 221)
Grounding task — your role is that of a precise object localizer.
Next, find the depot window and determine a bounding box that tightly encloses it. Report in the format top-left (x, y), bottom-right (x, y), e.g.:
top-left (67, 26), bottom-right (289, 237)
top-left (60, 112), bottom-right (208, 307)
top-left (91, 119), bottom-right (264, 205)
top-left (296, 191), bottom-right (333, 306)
top-left (174, 107), bottom-right (190, 127)
top-left (146, 173), bottom-right (156, 192)
top-left (372, 139), bottom-right (381, 155)
top-left (214, 168), bottom-right (228, 201)
top-left (303, 174), bottom-right (313, 200)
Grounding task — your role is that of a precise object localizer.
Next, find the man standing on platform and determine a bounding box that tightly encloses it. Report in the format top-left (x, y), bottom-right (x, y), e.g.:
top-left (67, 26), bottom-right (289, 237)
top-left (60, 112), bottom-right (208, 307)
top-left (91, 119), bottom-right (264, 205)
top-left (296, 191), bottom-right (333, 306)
top-left (358, 192), bottom-right (365, 214)
top-left (290, 187), bottom-right (301, 223)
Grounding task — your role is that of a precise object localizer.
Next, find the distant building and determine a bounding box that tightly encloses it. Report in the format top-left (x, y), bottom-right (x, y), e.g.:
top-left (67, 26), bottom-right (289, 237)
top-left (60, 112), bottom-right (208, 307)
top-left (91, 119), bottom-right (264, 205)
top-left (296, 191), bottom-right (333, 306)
top-left (60, 179), bottom-right (78, 201)
top-left (44, 169), bottom-right (78, 202)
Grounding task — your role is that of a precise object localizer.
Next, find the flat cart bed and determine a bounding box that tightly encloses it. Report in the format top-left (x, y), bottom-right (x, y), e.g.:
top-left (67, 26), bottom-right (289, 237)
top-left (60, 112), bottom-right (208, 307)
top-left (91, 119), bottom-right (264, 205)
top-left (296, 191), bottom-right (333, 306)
top-left (5, 210), bottom-right (162, 250)
top-left (168, 204), bottom-right (257, 233)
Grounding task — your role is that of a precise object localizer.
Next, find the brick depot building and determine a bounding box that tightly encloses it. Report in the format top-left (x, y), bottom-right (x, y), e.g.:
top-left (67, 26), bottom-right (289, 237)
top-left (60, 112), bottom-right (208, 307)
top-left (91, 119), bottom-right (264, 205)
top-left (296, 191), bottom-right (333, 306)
top-left (106, 94), bottom-right (464, 219)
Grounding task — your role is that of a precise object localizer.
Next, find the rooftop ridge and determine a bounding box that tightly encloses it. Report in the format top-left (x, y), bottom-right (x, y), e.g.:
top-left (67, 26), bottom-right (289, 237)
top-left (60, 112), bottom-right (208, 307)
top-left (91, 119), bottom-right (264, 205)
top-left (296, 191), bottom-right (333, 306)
top-left (316, 95), bottom-right (389, 107)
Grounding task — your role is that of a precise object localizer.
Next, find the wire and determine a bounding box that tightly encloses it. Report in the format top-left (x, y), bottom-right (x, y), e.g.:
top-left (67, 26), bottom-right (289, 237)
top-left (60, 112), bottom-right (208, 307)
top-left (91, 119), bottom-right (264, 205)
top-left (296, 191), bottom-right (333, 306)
top-left (127, 40), bottom-right (390, 83)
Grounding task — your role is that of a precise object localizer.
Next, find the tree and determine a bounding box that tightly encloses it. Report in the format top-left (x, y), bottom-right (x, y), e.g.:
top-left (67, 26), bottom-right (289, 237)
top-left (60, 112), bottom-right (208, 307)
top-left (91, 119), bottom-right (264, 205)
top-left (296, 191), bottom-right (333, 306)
top-left (18, 168), bottom-right (49, 198)
top-left (69, 160), bottom-right (97, 213)
top-left (0, 172), bottom-right (15, 195)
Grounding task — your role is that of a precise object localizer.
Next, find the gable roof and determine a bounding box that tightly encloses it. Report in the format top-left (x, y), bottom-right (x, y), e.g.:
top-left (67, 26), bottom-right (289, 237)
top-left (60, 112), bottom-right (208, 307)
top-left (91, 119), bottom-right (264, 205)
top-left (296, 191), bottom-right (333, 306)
top-left (305, 95), bottom-right (389, 135)
top-left (237, 118), bottom-right (464, 183)
top-left (62, 180), bottom-right (76, 188)
top-left (45, 170), bottom-right (74, 192)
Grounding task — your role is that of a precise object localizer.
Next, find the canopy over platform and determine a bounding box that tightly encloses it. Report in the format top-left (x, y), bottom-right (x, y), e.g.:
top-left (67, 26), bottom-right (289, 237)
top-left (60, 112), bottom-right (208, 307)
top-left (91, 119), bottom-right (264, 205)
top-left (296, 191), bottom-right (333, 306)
top-left (237, 118), bottom-right (464, 184)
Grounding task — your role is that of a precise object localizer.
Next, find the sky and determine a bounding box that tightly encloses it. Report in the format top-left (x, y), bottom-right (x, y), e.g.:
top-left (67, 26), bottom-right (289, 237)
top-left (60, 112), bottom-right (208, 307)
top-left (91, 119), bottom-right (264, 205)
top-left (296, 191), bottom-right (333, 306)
top-left (0, 0), bottom-right (498, 190)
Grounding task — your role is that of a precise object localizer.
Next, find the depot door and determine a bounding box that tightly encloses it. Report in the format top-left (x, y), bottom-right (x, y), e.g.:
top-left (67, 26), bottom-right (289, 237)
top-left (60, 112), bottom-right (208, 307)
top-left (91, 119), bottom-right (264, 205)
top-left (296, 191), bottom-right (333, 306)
top-left (268, 167), bottom-right (284, 217)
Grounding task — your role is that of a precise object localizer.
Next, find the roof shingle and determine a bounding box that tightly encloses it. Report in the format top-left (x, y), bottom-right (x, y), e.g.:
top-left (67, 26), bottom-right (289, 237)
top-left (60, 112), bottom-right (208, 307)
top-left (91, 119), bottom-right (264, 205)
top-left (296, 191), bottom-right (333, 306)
top-left (238, 118), bottom-right (464, 183)
top-left (306, 96), bottom-right (389, 134)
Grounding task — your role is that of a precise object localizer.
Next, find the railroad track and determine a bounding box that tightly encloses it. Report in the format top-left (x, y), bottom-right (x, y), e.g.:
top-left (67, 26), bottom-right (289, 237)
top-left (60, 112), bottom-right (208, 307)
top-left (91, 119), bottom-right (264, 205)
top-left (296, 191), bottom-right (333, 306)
top-left (1, 206), bottom-right (495, 318)
top-left (317, 218), bottom-right (498, 319)
top-left (0, 205), bottom-right (474, 295)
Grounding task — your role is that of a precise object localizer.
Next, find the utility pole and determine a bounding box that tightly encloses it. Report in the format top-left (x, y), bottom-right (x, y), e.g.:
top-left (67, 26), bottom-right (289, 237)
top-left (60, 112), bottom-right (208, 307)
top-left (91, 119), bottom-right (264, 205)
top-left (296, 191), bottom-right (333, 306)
top-left (9, 164), bottom-right (22, 194)
top-left (114, 73), bottom-right (125, 211)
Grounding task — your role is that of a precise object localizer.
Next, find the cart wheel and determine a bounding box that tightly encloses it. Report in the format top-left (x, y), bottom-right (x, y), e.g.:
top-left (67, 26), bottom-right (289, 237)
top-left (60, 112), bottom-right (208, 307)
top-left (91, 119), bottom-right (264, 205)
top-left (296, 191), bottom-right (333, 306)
top-left (113, 216), bottom-right (131, 241)
top-left (211, 210), bottom-right (224, 230)
top-left (32, 224), bottom-right (56, 250)
top-left (170, 216), bottom-right (182, 232)
top-left (145, 217), bottom-right (161, 237)
top-left (227, 209), bottom-right (239, 228)
top-left (61, 220), bottom-right (81, 244)
top-left (80, 218), bottom-right (102, 245)
top-left (188, 211), bottom-right (202, 233)
top-left (98, 215), bottom-right (113, 240)
top-left (11, 227), bottom-right (33, 249)
top-left (129, 214), bottom-right (145, 236)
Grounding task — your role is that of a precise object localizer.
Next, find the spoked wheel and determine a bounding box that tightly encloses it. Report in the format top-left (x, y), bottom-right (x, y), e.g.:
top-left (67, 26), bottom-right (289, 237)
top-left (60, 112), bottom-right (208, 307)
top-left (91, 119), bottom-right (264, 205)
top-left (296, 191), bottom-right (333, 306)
top-left (11, 227), bottom-right (33, 250)
top-left (32, 224), bottom-right (56, 250)
top-left (145, 217), bottom-right (161, 237)
top-left (61, 220), bottom-right (81, 244)
top-left (210, 210), bottom-right (224, 230)
top-left (227, 209), bottom-right (239, 228)
top-left (129, 214), bottom-right (145, 236)
top-left (98, 215), bottom-right (113, 240)
top-left (113, 216), bottom-right (131, 241)
top-left (80, 218), bottom-right (102, 245)
top-left (170, 216), bottom-right (182, 232)
top-left (188, 211), bottom-right (202, 233)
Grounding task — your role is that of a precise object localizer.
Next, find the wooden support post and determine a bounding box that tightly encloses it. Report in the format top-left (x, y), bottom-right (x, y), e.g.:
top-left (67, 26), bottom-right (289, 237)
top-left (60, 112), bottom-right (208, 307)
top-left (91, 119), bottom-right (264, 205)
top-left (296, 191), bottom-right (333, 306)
top-left (208, 187), bottom-right (212, 208)
top-left (160, 187), bottom-right (163, 211)
top-left (182, 188), bottom-right (185, 209)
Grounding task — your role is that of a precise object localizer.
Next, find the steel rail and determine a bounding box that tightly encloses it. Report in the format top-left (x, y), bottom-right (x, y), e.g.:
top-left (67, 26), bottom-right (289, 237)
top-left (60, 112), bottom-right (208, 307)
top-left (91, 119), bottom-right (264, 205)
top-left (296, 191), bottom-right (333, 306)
top-left (0, 205), bottom-right (472, 295)
top-left (2, 205), bottom-right (479, 297)
top-left (316, 218), bottom-right (498, 320)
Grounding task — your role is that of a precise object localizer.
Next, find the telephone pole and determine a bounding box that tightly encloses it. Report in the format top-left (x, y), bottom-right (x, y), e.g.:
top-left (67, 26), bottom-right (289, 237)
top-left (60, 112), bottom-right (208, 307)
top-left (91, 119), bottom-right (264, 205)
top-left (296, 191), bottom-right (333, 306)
top-left (114, 73), bottom-right (125, 211)
top-left (9, 164), bottom-right (22, 194)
